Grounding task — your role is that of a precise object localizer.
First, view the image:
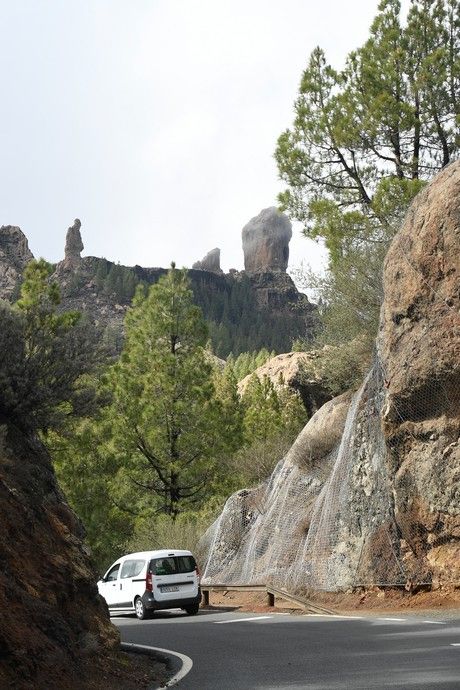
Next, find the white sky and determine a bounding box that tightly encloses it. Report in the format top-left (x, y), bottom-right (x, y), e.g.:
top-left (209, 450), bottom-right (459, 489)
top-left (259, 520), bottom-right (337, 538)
top-left (0, 0), bottom-right (410, 273)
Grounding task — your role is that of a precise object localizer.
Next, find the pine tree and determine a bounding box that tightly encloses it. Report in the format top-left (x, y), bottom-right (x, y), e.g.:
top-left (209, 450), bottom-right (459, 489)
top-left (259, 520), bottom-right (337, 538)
top-left (105, 265), bottom-right (227, 519)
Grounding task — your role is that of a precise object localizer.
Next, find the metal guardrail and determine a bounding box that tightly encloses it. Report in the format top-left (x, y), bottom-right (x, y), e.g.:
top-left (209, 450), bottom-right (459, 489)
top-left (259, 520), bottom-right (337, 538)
top-left (201, 583), bottom-right (336, 615)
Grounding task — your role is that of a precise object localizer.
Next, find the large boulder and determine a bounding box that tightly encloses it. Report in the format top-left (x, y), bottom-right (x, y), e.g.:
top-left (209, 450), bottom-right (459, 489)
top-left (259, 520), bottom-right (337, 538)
top-left (0, 225), bottom-right (34, 300)
top-left (201, 392), bottom-right (353, 585)
top-left (379, 161), bottom-right (460, 586)
top-left (238, 351), bottom-right (333, 417)
top-left (242, 207), bottom-right (292, 274)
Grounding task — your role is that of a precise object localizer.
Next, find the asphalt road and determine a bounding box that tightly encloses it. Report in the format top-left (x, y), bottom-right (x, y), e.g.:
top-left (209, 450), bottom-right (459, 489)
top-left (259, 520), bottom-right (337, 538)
top-left (113, 608), bottom-right (460, 689)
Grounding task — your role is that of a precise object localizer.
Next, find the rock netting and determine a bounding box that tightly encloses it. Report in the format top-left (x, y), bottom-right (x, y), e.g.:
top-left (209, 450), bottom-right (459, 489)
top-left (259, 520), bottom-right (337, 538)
top-left (201, 162), bottom-right (460, 591)
top-left (379, 161), bottom-right (460, 587)
top-left (242, 207), bottom-right (292, 274)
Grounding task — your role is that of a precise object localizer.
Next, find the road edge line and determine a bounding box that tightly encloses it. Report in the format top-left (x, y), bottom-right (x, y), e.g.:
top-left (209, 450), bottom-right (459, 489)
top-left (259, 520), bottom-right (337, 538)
top-left (121, 641), bottom-right (193, 687)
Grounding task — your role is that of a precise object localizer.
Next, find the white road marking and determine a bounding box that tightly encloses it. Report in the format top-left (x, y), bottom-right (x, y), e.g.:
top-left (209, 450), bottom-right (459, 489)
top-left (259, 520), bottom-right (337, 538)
top-left (121, 642), bottom-right (193, 687)
top-left (306, 614), bottom-right (364, 619)
top-left (215, 615), bottom-right (273, 624)
top-left (377, 617), bottom-right (407, 622)
top-left (422, 620), bottom-right (446, 625)
top-left (450, 643), bottom-right (460, 647)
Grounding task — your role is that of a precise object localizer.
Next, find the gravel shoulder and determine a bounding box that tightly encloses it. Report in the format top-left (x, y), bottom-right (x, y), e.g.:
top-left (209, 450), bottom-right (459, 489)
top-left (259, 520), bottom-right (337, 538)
top-left (204, 586), bottom-right (460, 617)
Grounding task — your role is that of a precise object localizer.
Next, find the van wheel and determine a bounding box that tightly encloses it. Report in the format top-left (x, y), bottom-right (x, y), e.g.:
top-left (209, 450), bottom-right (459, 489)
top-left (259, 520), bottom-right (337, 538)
top-left (135, 597), bottom-right (150, 620)
top-left (184, 604), bottom-right (199, 615)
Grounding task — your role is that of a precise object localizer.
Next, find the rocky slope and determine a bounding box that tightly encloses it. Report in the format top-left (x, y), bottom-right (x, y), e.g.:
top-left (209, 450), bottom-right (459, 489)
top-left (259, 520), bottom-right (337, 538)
top-left (0, 417), bottom-right (119, 689)
top-left (201, 162), bottom-right (460, 592)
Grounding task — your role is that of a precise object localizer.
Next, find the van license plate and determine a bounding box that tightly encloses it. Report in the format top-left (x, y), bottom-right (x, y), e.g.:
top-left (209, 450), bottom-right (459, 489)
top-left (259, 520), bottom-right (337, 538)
top-left (162, 586), bottom-right (179, 592)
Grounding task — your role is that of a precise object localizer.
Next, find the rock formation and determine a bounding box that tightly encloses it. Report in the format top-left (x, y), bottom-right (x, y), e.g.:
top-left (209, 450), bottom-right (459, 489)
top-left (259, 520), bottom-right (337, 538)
top-left (242, 207), bottom-right (292, 273)
top-left (192, 247), bottom-right (222, 273)
top-left (0, 225), bottom-right (34, 300)
top-left (238, 351), bottom-right (333, 417)
top-left (201, 162), bottom-right (460, 592)
top-left (58, 218), bottom-right (84, 272)
top-left (379, 161), bottom-right (460, 586)
top-left (0, 418), bottom-right (119, 689)
top-left (0, 217), bottom-right (317, 356)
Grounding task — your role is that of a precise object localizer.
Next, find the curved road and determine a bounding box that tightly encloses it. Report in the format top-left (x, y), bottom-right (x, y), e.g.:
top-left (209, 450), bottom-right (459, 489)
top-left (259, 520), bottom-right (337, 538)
top-left (113, 608), bottom-right (460, 689)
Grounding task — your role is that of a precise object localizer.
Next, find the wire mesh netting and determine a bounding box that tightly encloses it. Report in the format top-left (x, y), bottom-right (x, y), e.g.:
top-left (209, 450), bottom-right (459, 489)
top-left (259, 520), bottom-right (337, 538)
top-left (202, 175), bottom-right (460, 593)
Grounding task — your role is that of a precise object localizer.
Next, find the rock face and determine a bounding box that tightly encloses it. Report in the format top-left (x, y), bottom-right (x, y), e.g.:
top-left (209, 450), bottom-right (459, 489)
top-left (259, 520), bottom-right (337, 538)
top-left (379, 161), bottom-right (460, 586)
top-left (0, 225), bottom-right (34, 300)
top-left (201, 162), bottom-right (460, 592)
top-left (242, 207), bottom-right (292, 273)
top-left (192, 248), bottom-right (222, 273)
top-left (0, 418), bottom-right (119, 689)
top-left (238, 351), bottom-right (333, 417)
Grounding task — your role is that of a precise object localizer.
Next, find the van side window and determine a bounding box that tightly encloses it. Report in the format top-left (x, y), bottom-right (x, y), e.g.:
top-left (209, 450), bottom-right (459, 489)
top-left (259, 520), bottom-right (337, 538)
top-left (106, 564), bottom-right (120, 582)
top-left (120, 559), bottom-right (146, 579)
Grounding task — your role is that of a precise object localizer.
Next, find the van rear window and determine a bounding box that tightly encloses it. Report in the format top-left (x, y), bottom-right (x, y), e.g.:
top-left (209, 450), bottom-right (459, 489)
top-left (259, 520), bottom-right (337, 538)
top-left (149, 556), bottom-right (196, 575)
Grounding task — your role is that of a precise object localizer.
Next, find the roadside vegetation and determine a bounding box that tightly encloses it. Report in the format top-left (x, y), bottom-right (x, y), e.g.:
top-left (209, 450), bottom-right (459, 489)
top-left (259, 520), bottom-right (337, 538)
top-left (47, 266), bottom-right (306, 570)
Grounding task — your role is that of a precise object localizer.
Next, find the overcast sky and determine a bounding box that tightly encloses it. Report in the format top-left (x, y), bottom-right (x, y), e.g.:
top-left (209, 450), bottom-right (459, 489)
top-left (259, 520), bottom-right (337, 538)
top-left (0, 1), bottom-right (409, 274)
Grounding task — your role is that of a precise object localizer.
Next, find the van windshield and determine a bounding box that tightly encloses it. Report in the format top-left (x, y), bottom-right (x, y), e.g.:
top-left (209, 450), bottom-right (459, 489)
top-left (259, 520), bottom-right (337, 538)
top-left (149, 555), bottom-right (196, 575)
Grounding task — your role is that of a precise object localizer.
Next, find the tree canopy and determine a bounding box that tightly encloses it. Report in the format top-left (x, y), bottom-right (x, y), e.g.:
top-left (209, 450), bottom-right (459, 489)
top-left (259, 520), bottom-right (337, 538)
top-left (276, 0), bottom-right (460, 262)
top-left (0, 260), bottom-right (103, 433)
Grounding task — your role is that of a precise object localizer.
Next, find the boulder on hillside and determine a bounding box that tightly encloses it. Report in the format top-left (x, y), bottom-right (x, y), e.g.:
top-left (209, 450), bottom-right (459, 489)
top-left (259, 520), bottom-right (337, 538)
top-left (0, 225), bottom-right (34, 300)
top-left (242, 207), bottom-right (292, 274)
top-left (238, 351), bottom-right (333, 417)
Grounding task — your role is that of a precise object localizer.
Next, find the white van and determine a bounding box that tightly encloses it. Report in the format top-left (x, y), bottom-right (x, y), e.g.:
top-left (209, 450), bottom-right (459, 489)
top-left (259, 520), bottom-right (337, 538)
top-left (97, 549), bottom-right (201, 619)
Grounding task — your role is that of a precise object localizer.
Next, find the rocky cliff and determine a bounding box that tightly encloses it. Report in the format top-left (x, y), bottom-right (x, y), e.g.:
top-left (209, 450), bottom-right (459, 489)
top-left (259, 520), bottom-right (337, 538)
top-left (0, 418), bottom-right (119, 689)
top-left (0, 225), bottom-right (33, 300)
top-left (201, 162), bottom-right (460, 592)
top-left (0, 212), bottom-right (317, 357)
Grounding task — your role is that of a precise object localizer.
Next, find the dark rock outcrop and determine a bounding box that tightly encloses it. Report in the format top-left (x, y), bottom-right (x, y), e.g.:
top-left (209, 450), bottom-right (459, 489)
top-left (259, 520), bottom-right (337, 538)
top-left (0, 419), bottom-right (119, 689)
top-left (242, 207), bottom-right (292, 274)
top-left (193, 248), bottom-right (222, 273)
top-left (0, 225), bottom-right (34, 300)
